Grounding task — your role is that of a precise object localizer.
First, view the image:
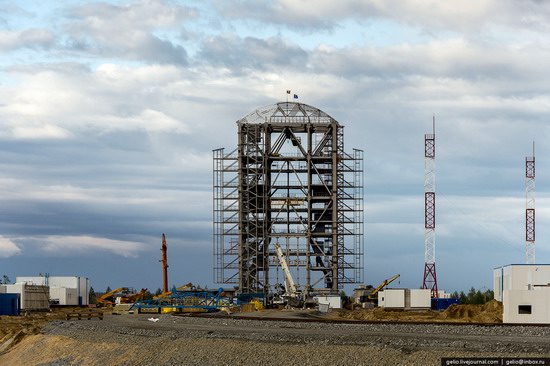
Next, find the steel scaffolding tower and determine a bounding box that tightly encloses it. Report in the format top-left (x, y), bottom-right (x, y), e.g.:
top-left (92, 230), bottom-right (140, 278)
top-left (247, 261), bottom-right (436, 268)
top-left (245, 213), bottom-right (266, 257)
top-left (525, 142), bottom-right (535, 264)
top-left (213, 102), bottom-right (364, 295)
top-left (422, 118), bottom-right (438, 298)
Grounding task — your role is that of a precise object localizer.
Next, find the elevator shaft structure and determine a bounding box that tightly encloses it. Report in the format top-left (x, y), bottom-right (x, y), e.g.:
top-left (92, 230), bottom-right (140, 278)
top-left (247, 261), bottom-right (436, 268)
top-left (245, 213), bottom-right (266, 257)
top-left (525, 143), bottom-right (535, 264)
top-left (214, 102), bottom-right (363, 295)
top-left (422, 119), bottom-right (438, 298)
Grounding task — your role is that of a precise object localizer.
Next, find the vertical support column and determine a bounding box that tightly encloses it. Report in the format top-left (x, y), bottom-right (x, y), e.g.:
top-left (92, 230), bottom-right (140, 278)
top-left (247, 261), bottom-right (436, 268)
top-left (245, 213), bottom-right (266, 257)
top-left (422, 119), bottom-right (438, 298)
top-left (525, 142), bottom-right (535, 264)
top-left (331, 122), bottom-right (339, 291)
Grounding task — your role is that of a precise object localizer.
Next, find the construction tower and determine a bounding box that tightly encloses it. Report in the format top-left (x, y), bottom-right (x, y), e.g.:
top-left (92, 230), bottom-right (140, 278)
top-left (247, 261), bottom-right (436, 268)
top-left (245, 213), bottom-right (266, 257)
top-left (422, 118), bottom-right (438, 298)
top-left (213, 102), bottom-right (363, 295)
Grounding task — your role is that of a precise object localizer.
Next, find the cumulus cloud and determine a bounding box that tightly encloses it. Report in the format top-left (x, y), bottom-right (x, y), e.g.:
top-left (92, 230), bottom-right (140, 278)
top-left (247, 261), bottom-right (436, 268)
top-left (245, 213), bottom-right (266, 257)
top-left (0, 237), bottom-right (21, 258)
top-left (213, 0), bottom-right (550, 34)
top-left (12, 124), bottom-right (71, 140)
top-left (2, 0), bottom-right (550, 291)
top-left (0, 29), bottom-right (55, 51)
top-left (0, 63), bottom-right (192, 139)
top-left (37, 236), bottom-right (147, 257)
top-left (63, 1), bottom-right (196, 64)
top-left (199, 35), bottom-right (308, 72)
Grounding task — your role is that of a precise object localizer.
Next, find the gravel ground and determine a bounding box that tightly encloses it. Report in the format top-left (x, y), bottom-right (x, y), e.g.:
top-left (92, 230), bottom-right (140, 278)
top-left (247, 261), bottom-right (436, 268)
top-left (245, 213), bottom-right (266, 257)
top-left (1, 313), bottom-right (549, 366)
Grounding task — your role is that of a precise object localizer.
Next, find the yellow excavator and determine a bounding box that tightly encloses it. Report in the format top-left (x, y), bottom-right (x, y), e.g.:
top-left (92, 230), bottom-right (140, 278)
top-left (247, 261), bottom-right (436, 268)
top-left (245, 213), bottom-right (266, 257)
top-left (153, 282), bottom-right (194, 299)
top-left (366, 274), bottom-right (400, 303)
top-left (96, 287), bottom-right (126, 307)
top-left (96, 287), bottom-right (148, 307)
top-left (118, 288), bottom-right (148, 304)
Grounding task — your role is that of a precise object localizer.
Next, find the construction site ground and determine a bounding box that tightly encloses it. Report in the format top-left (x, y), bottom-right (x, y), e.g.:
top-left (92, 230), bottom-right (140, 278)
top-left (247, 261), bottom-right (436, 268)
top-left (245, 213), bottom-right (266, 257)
top-left (1, 301), bottom-right (549, 366)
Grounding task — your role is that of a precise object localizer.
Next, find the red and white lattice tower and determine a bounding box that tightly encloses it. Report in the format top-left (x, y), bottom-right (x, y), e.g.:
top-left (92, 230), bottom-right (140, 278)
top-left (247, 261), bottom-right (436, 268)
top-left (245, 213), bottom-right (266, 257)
top-left (525, 142), bottom-right (536, 264)
top-left (422, 118), bottom-right (438, 298)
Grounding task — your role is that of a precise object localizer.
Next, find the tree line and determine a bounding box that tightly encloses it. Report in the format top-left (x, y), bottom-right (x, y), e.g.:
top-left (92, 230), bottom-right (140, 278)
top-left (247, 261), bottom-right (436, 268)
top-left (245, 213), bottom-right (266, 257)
top-left (451, 287), bottom-right (494, 305)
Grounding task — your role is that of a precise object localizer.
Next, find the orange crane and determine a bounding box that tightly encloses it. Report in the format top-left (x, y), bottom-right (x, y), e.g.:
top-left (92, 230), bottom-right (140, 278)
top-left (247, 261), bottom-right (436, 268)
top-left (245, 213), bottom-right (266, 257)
top-left (161, 233), bottom-right (169, 294)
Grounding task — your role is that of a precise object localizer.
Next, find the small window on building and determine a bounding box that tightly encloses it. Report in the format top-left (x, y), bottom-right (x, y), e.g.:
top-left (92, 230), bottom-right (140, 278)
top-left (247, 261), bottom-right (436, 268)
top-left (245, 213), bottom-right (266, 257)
top-left (518, 305), bottom-right (532, 314)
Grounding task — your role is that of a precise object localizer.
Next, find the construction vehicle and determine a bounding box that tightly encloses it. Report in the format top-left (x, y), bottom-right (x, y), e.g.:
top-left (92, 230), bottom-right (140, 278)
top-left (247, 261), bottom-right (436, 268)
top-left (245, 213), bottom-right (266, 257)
top-left (153, 282), bottom-right (193, 299)
top-left (96, 287), bottom-right (126, 307)
top-left (274, 242), bottom-right (303, 307)
top-left (96, 287), bottom-right (145, 307)
top-left (116, 288), bottom-right (148, 305)
top-left (361, 274), bottom-right (400, 305)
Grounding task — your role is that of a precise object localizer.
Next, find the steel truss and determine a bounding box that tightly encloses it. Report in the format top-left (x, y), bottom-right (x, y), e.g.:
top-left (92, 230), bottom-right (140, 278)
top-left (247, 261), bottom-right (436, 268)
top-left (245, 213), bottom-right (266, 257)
top-left (214, 102), bottom-right (363, 295)
top-left (131, 287), bottom-right (228, 313)
top-left (525, 144), bottom-right (535, 264)
top-left (422, 123), bottom-right (438, 298)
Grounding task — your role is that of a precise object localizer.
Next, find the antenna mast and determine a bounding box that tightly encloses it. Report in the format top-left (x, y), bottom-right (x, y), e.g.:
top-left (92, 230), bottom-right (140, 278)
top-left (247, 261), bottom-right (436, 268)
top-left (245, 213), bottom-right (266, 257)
top-left (525, 142), bottom-right (536, 264)
top-left (422, 117), bottom-right (438, 297)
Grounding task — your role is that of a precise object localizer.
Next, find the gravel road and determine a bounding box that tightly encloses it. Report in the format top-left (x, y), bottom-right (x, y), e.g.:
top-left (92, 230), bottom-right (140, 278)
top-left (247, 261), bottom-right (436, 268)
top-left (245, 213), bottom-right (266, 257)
top-left (2, 313), bottom-right (550, 366)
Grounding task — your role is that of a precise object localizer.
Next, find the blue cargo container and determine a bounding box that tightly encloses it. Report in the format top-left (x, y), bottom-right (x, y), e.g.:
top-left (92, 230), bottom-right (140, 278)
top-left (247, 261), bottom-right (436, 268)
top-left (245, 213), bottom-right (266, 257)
top-left (431, 297), bottom-right (459, 311)
top-left (0, 293), bottom-right (21, 315)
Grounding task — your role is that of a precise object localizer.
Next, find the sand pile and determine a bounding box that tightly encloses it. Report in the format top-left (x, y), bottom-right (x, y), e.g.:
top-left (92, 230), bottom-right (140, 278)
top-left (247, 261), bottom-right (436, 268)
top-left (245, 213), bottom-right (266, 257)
top-left (441, 300), bottom-right (502, 323)
top-left (329, 300), bottom-right (503, 323)
top-left (330, 307), bottom-right (439, 322)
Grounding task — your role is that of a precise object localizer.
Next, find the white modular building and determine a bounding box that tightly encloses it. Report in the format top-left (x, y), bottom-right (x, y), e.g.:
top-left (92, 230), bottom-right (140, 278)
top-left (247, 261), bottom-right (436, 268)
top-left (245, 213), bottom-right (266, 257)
top-left (378, 289), bottom-right (431, 309)
top-left (50, 287), bottom-right (79, 306)
top-left (494, 264), bottom-right (550, 323)
top-left (313, 295), bottom-right (342, 310)
top-left (17, 276), bottom-right (90, 306)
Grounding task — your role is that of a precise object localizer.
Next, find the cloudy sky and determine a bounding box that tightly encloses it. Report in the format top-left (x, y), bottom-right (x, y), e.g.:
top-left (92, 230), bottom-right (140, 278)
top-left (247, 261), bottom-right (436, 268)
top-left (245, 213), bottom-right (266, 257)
top-left (1, 0), bottom-right (549, 294)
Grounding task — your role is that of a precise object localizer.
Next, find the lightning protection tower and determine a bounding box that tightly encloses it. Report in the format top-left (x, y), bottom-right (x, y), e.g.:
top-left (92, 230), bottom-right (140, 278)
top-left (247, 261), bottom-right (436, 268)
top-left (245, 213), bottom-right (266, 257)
top-left (525, 142), bottom-right (535, 264)
top-left (213, 102), bottom-right (364, 296)
top-left (422, 118), bottom-right (438, 298)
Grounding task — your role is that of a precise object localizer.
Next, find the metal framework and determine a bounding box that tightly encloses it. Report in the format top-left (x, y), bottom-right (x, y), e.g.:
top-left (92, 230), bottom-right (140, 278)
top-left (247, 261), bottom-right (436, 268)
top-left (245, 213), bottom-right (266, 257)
top-left (214, 102), bottom-right (363, 295)
top-left (422, 119), bottom-right (438, 298)
top-left (525, 142), bottom-right (535, 264)
top-left (131, 287), bottom-right (228, 313)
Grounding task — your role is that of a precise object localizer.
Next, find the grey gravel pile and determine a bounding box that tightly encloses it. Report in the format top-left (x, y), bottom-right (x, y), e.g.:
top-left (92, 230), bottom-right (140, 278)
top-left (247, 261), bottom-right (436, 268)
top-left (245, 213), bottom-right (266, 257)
top-left (35, 314), bottom-right (550, 366)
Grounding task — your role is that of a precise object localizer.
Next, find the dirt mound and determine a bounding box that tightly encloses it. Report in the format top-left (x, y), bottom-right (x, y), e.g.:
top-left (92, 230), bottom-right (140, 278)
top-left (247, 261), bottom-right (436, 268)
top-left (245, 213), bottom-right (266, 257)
top-left (327, 300), bottom-right (503, 323)
top-left (441, 300), bottom-right (502, 323)
top-left (0, 308), bottom-right (105, 355)
top-left (329, 307), bottom-right (439, 322)
top-left (0, 334), bottom-right (134, 366)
